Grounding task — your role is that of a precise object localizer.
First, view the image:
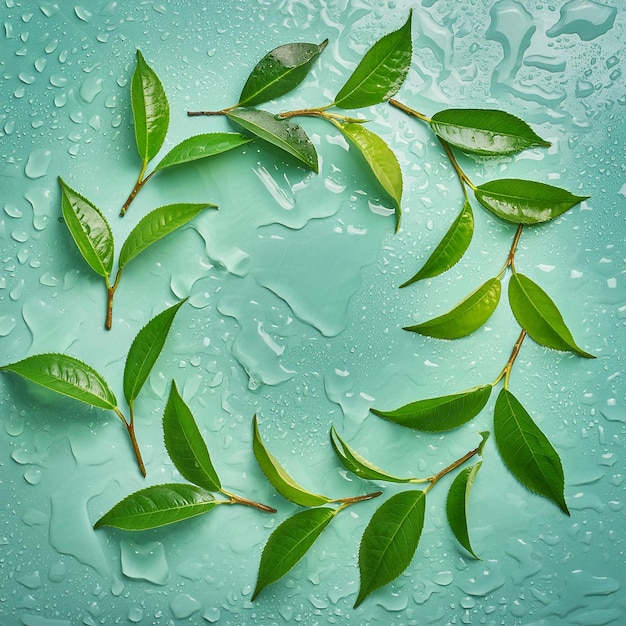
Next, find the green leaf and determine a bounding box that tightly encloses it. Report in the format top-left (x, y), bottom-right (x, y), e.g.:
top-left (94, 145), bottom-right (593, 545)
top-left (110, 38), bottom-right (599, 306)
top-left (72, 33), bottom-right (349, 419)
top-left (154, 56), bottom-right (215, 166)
top-left (446, 461), bottom-right (482, 558)
top-left (118, 203), bottom-right (216, 270)
top-left (238, 40), bottom-right (328, 107)
top-left (494, 389), bottom-right (569, 515)
top-left (509, 273), bottom-right (594, 358)
top-left (153, 133), bottom-right (252, 172)
top-left (355, 489), bottom-right (426, 607)
top-left (330, 426), bottom-right (411, 482)
top-left (400, 200), bottom-right (473, 287)
top-left (334, 11), bottom-right (412, 109)
top-left (336, 122), bottom-right (403, 230)
top-left (58, 177), bottom-right (114, 279)
top-left (163, 381), bottom-right (221, 492)
top-left (131, 50), bottom-right (169, 163)
top-left (371, 385), bottom-right (492, 432)
top-left (404, 277), bottom-right (501, 339)
top-left (226, 108), bottom-right (318, 172)
top-left (252, 507), bottom-right (335, 600)
top-left (94, 483), bottom-right (216, 531)
top-left (430, 109), bottom-right (550, 155)
top-left (474, 179), bottom-right (588, 224)
top-left (1, 353), bottom-right (116, 411)
top-left (253, 416), bottom-right (329, 506)
top-left (123, 300), bottom-right (187, 405)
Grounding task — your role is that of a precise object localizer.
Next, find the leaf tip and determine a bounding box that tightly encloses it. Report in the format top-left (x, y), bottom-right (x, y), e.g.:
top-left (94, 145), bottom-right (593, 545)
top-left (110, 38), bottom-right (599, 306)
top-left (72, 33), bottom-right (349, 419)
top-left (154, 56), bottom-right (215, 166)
top-left (319, 38), bottom-right (329, 51)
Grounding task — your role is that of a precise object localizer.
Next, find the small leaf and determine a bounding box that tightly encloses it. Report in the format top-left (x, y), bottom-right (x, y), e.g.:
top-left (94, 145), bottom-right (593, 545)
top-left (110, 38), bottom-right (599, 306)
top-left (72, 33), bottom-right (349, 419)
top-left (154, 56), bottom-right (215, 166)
top-left (123, 300), bottom-right (187, 405)
top-left (1, 353), bottom-right (117, 411)
top-left (336, 122), bottom-right (403, 230)
top-left (446, 461), bottom-right (482, 558)
top-left (153, 133), bottom-right (252, 171)
top-left (474, 179), bottom-right (588, 224)
top-left (238, 40), bottom-right (328, 107)
top-left (163, 381), bottom-right (221, 492)
top-left (330, 426), bottom-right (411, 482)
top-left (509, 273), bottom-right (594, 358)
top-left (494, 389), bottom-right (569, 515)
top-left (118, 203), bottom-right (216, 270)
top-left (252, 507), bottom-right (335, 600)
top-left (400, 200), bottom-right (473, 287)
top-left (94, 483), bottom-right (216, 531)
top-left (477, 431), bottom-right (490, 456)
top-left (226, 108), bottom-right (318, 172)
top-left (334, 11), bottom-right (412, 109)
top-left (404, 278), bottom-right (501, 339)
top-left (131, 50), bottom-right (169, 163)
top-left (58, 178), bottom-right (114, 279)
top-left (253, 416), bottom-right (329, 506)
top-left (371, 385), bottom-right (492, 432)
top-left (430, 109), bottom-right (550, 155)
top-left (355, 489), bottom-right (426, 607)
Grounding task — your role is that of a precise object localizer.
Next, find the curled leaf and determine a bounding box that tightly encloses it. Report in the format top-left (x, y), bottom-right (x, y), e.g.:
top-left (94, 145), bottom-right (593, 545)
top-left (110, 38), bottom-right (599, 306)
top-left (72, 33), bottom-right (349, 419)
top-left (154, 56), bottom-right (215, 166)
top-left (446, 461), bottom-right (482, 558)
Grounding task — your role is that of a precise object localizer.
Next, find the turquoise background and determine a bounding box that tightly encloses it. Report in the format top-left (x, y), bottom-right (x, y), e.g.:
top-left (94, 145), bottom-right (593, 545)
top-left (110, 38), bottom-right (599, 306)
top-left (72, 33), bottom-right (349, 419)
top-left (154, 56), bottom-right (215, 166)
top-left (1, 0), bottom-right (624, 624)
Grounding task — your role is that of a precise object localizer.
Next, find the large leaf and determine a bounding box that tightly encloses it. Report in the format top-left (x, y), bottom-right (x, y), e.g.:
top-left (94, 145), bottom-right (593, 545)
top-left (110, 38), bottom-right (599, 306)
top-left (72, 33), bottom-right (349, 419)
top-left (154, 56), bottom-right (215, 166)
top-left (93, 483), bottom-right (216, 531)
top-left (474, 179), bottom-right (588, 224)
top-left (238, 40), bottom-right (328, 107)
top-left (430, 109), bottom-right (550, 155)
top-left (446, 461), bottom-right (482, 558)
top-left (131, 50), bottom-right (169, 163)
top-left (226, 108), bottom-right (318, 172)
top-left (404, 277), bottom-right (501, 339)
top-left (1, 353), bottom-right (116, 411)
top-left (400, 200), bottom-right (473, 287)
top-left (355, 489), bottom-right (426, 607)
top-left (253, 416), bottom-right (329, 506)
top-left (163, 381), bottom-right (221, 492)
top-left (494, 389), bottom-right (569, 515)
top-left (118, 203), bottom-right (216, 270)
top-left (334, 11), bottom-right (412, 109)
top-left (58, 178), bottom-right (113, 279)
top-left (509, 273), bottom-right (594, 358)
top-left (252, 507), bottom-right (335, 600)
top-left (123, 300), bottom-right (187, 405)
top-left (371, 385), bottom-right (492, 432)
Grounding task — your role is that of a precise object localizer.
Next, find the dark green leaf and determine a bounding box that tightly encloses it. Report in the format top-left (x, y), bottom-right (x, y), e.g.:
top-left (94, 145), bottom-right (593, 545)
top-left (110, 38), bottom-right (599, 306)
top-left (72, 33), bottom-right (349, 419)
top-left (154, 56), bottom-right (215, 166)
top-left (334, 11), bottom-right (412, 109)
top-left (430, 109), bottom-right (550, 155)
top-left (404, 277), bottom-right (501, 339)
top-left (238, 40), bottom-right (328, 107)
top-left (355, 489), bottom-right (426, 607)
top-left (474, 179), bottom-right (588, 224)
top-left (93, 483), bottom-right (216, 530)
top-left (494, 389), bottom-right (569, 515)
top-left (446, 461), bottom-right (482, 558)
top-left (252, 507), bottom-right (335, 600)
top-left (509, 273), bottom-right (594, 358)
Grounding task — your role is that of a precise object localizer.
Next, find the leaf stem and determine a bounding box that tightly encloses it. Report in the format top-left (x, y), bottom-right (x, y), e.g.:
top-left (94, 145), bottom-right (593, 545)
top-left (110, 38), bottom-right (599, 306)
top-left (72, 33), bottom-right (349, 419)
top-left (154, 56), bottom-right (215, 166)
top-left (437, 136), bottom-right (475, 192)
top-left (496, 223), bottom-right (524, 279)
top-left (330, 491), bottom-right (383, 506)
top-left (424, 444), bottom-right (482, 492)
top-left (105, 269), bottom-right (123, 330)
top-left (492, 329), bottom-right (527, 389)
top-left (388, 98), bottom-right (432, 123)
top-left (220, 488), bottom-right (277, 513)
top-left (187, 105), bottom-right (236, 117)
top-left (113, 406), bottom-right (146, 477)
top-left (277, 107), bottom-right (364, 124)
top-left (120, 161), bottom-right (152, 216)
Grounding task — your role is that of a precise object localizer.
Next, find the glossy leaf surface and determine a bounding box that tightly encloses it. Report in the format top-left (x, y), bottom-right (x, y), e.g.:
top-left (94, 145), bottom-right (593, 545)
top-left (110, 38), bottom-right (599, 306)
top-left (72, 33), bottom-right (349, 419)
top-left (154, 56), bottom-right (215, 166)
top-left (446, 461), bottom-right (482, 558)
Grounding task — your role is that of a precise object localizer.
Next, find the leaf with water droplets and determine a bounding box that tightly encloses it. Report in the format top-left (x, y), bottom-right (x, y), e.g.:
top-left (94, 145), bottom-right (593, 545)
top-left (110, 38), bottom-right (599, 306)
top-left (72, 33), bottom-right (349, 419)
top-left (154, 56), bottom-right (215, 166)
top-left (446, 461), bottom-right (483, 558)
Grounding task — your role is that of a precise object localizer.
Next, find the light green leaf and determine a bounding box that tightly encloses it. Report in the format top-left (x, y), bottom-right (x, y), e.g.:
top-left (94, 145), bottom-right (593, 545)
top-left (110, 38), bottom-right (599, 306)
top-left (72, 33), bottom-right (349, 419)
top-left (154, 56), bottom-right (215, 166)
top-left (93, 483), bottom-right (216, 531)
top-left (446, 461), bottom-right (482, 558)
top-left (494, 389), bottom-right (569, 515)
top-left (509, 273), bottom-right (594, 358)
top-left (334, 11), bottom-right (412, 109)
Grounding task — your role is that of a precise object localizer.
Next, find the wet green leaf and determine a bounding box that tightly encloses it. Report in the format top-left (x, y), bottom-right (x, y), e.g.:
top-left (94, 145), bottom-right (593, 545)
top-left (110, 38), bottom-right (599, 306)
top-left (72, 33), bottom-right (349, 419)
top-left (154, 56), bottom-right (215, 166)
top-left (59, 177), bottom-right (113, 279)
top-left (371, 385), bottom-right (492, 432)
top-left (163, 381), bottom-right (221, 492)
top-left (509, 273), bottom-right (594, 358)
top-left (252, 507), bottom-right (335, 600)
top-left (94, 483), bottom-right (216, 531)
top-left (334, 11), bottom-right (412, 109)
top-left (494, 389), bottom-right (569, 515)
top-left (1, 353), bottom-right (116, 411)
top-left (474, 179), bottom-right (588, 224)
top-left (355, 489), bottom-right (426, 607)
top-left (404, 277), bottom-right (501, 339)
top-left (400, 200), bottom-right (473, 287)
top-left (253, 416), bottom-right (329, 506)
top-left (430, 109), bottom-right (550, 155)
top-left (226, 108), bottom-right (318, 172)
top-left (238, 40), bottom-right (328, 107)
top-left (446, 461), bottom-right (482, 558)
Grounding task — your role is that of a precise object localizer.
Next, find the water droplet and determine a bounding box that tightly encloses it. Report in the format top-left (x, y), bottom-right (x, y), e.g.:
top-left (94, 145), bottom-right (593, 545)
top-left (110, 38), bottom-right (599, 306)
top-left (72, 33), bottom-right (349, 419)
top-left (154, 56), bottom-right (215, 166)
top-left (127, 607), bottom-right (144, 623)
top-left (547, 0), bottom-right (617, 41)
top-left (25, 148), bottom-right (52, 179)
top-left (0, 315), bottom-right (16, 336)
top-left (121, 540), bottom-right (170, 585)
top-left (48, 560), bottom-right (67, 583)
top-left (169, 593), bottom-right (201, 619)
top-left (202, 607), bottom-right (221, 623)
top-left (79, 76), bottom-right (103, 103)
top-left (74, 5), bottom-right (92, 22)
top-left (24, 467), bottom-right (42, 485)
